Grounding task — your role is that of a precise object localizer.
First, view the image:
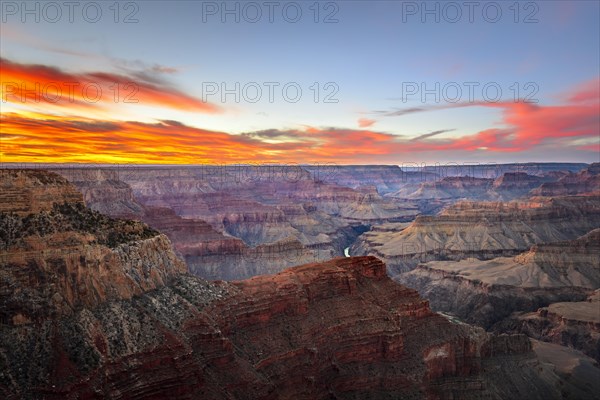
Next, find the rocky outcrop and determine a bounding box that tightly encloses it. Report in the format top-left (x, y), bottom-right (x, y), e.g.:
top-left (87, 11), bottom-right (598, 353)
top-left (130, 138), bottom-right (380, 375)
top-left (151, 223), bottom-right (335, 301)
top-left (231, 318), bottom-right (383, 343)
top-left (397, 229), bottom-right (600, 328)
top-left (0, 170), bottom-right (84, 215)
top-left (0, 170), bottom-right (185, 324)
top-left (352, 195), bottom-right (600, 274)
top-left (531, 162), bottom-right (600, 196)
top-left (495, 291), bottom-right (600, 362)
top-left (0, 256), bottom-right (584, 399)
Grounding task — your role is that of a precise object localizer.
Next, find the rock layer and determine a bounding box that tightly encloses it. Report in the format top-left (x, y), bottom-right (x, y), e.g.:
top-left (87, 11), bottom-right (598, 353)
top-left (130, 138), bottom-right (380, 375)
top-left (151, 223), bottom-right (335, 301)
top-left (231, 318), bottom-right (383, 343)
top-left (531, 162), bottom-right (600, 196)
top-left (352, 195), bottom-right (600, 274)
top-left (0, 170), bottom-right (185, 324)
top-left (0, 169), bottom-right (595, 399)
top-left (496, 290), bottom-right (600, 362)
top-left (398, 229), bottom-right (600, 328)
top-left (0, 257), bottom-right (584, 399)
top-left (53, 166), bottom-right (416, 279)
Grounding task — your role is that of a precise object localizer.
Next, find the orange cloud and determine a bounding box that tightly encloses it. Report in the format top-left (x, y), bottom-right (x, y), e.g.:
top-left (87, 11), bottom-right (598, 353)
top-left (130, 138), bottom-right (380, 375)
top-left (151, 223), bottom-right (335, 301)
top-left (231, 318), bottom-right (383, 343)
top-left (1, 78), bottom-right (598, 164)
top-left (0, 58), bottom-right (220, 114)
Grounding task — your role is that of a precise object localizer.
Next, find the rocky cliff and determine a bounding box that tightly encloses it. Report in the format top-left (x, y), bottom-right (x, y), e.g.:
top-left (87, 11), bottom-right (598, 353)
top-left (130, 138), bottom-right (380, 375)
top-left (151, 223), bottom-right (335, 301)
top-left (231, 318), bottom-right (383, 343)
top-left (352, 195), bottom-right (600, 274)
top-left (495, 290), bottom-right (600, 363)
top-left (0, 170), bottom-right (84, 215)
top-left (397, 229), bottom-right (600, 328)
top-left (50, 167), bottom-right (145, 219)
top-left (531, 162), bottom-right (600, 196)
top-left (0, 170), bottom-right (186, 325)
top-left (0, 256), bottom-right (585, 399)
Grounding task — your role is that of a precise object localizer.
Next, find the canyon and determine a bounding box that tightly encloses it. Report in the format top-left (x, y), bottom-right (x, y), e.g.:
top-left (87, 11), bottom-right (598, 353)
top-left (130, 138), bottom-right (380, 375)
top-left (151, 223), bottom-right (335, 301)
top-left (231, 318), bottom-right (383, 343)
top-left (46, 163), bottom-right (595, 281)
top-left (1, 164), bottom-right (598, 399)
top-left (1, 169), bottom-right (589, 399)
top-left (50, 165), bottom-right (417, 280)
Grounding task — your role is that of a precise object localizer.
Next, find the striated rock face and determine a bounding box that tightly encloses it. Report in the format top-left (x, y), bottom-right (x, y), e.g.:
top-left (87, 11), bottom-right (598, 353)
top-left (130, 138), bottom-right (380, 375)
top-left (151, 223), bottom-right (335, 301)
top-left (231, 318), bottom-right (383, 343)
top-left (53, 166), bottom-right (419, 279)
top-left (0, 170), bottom-right (84, 215)
top-left (301, 164), bottom-right (438, 194)
top-left (50, 167), bottom-right (145, 219)
top-left (492, 172), bottom-right (553, 199)
top-left (125, 168), bottom-right (417, 229)
top-left (496, 290), bottom-right (600, 362)
top-left (388, 176), bottom-right (493, 200)
top-left (0, 256), bottom-right (581, 399)
top-left (142, 206), bottom-right (325, 280)
top-left (0, 170), bottom-right (186, 324)
top-left (531, 162), bottom-right (600, 196)
top-left (352, 195), bottom-right (600, 274)
top-left (397, 229), bottom-right (600, 328)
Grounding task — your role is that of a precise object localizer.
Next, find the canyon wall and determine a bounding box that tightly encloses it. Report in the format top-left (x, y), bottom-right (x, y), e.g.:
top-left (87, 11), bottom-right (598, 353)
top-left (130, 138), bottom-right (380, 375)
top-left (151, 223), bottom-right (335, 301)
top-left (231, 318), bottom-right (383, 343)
top-left (352, 195), bottom-right (600, 275)
top-left (398, 229), bottom-right (599, 328)
top-left (1, 168), bottom-right (596, 399)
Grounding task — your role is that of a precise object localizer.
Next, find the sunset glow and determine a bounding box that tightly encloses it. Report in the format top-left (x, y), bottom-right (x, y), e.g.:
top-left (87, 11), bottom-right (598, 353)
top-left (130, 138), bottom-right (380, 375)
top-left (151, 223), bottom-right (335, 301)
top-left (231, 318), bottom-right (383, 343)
top-left (1, 1), bottom-right (598, 164)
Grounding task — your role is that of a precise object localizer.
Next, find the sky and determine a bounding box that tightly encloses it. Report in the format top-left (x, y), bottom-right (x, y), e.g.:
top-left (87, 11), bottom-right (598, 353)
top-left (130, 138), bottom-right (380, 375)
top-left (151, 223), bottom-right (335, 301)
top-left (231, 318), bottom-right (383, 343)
top-left (0, 0), bottom-right (599, 165)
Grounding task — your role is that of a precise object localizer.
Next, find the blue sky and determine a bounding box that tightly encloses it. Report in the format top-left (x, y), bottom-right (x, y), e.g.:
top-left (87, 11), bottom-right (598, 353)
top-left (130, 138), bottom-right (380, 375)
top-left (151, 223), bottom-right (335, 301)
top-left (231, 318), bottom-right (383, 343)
top-left (1, 1), bottom-right (599, 164)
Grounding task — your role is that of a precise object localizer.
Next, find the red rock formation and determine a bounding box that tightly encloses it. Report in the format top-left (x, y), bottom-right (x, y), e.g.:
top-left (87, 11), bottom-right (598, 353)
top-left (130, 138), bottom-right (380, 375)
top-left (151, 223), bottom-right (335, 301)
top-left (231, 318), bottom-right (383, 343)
top-left (0, 169), bottom-right (84, 215)
top-left (1, 256), bottom-right (573, 399)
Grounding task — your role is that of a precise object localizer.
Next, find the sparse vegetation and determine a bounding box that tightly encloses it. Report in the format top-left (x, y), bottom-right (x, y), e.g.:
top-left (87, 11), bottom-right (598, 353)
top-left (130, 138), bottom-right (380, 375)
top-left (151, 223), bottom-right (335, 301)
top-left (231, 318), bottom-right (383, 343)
top-left (0, 202), bottom-right (158, 250)
top-left (0, 212), bottom-right (23, 250)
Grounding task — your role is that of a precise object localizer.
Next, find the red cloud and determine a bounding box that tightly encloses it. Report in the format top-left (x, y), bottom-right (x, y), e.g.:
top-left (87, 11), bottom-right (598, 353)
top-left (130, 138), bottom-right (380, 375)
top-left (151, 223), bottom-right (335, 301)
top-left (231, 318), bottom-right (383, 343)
top-left (0, 58), bottom-right (220, 113)
top-left (1, 78), bottom-right (598, 164)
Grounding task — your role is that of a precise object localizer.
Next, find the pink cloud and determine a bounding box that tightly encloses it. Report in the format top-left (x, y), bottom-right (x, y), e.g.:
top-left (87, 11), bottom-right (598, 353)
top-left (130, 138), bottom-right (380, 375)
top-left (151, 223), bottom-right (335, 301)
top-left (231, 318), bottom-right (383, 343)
top-left (357, 118), bottom-right (376, 128)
